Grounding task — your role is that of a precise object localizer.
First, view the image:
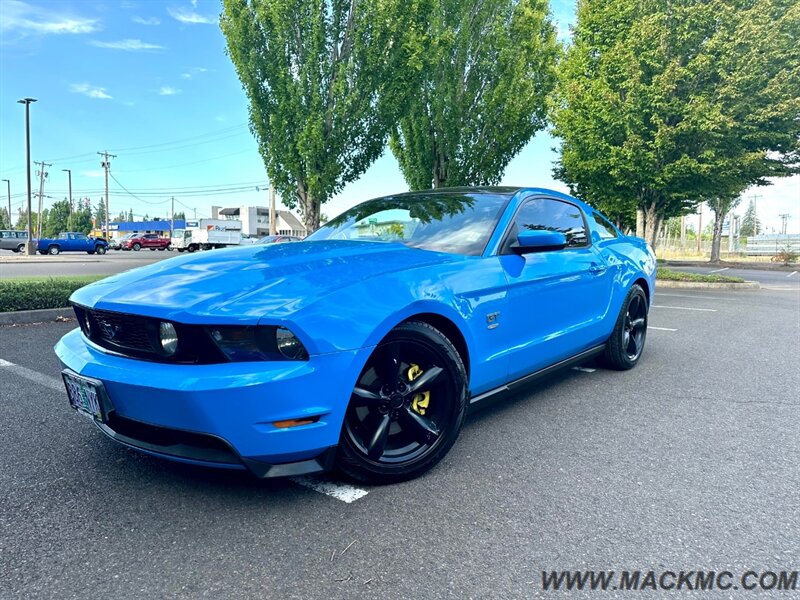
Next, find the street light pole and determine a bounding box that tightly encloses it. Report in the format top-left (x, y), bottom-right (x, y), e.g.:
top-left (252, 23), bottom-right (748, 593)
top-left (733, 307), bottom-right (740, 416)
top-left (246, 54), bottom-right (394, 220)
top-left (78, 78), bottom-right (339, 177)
top-left (1, 179), bottom-right (10, 228)
top-left (62, 169), bottom-right (73, 216)
top-left (17, 97), bottom-right (37, 254)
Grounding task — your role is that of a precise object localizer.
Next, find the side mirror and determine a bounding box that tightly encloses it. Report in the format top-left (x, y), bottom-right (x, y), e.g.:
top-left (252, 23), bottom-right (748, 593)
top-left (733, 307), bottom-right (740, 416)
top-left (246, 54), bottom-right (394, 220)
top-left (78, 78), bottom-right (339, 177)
top-left (513, 230), bottom-right (568, 254)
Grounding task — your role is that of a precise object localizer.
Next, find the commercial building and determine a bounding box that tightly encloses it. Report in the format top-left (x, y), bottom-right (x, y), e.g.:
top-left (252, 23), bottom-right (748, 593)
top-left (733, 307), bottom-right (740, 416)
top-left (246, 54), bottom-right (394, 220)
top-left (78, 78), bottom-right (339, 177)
top-left (211, 206), bottom-right (306, 238)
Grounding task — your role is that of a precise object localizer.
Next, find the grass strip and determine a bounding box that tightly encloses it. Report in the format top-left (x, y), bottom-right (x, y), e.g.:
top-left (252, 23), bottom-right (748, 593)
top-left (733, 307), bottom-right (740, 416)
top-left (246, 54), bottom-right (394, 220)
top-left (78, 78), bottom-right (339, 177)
top-left (656, 267), bottom-right (744, 283)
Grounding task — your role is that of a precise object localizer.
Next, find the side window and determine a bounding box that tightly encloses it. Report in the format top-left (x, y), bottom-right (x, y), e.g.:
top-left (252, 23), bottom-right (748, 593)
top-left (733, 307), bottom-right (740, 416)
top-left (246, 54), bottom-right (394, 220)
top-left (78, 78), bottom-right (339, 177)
top-left (75, 233), bottom-right (87, 240)
top-left (593, 213), bottom-right (618, 239)
top-left (509, 198), bottom-right (588, 250)
top-left (59, 233), bottom-right (68, 239)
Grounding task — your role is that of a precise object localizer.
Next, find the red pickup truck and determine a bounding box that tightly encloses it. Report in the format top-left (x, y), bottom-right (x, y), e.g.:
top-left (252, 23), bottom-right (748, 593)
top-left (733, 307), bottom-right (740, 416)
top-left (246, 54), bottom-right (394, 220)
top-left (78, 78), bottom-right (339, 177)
top-left (121, 233), bottom-right (171, 251)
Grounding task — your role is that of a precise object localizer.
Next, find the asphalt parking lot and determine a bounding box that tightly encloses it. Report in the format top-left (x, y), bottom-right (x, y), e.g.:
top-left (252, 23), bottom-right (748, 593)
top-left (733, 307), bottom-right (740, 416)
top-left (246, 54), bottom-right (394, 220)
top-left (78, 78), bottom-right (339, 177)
top-left (1, 287), bottom-right (798, 599)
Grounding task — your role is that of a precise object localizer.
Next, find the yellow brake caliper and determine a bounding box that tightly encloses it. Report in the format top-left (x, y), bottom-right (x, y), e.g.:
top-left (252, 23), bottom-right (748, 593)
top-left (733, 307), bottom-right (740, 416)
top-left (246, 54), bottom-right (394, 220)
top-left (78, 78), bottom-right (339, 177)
top-left (407, 364), bottom-right (430, 415)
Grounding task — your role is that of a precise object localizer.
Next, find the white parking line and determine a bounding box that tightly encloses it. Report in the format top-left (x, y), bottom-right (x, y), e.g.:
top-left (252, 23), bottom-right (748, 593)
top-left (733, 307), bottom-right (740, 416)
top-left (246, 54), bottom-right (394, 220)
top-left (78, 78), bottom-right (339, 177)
top-left (708, 267), bottom-right (729, 273)
top-left (0, 358), bottom-right (64, 391)
top-left (291, 476), bottom-right (369, 503)
top-left (656, 292), bottom-right (725, 301)
top-left (652, 305), bottom-right (718, 312)
top-left (649, 326), bottom-right (678, 331)
top-left (788, 271), bottom-right (797, 278)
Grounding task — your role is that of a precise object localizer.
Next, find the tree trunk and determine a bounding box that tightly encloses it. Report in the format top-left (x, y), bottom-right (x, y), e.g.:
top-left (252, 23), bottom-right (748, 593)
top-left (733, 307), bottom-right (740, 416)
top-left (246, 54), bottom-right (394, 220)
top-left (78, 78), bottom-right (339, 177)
top-left (635, 208), bottom-right (645, 239)
top-left (296, 181), bottom-right (320, 234)
top-left (709, 207), bottom-right (726, 264)
top-left (643, 202), bottom-right (660, 248)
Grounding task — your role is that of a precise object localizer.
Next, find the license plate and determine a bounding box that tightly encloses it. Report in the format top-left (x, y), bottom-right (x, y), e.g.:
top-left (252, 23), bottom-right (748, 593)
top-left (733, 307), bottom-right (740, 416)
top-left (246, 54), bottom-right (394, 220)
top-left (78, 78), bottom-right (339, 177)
top-left (62, 371), bottom-right (109, 422)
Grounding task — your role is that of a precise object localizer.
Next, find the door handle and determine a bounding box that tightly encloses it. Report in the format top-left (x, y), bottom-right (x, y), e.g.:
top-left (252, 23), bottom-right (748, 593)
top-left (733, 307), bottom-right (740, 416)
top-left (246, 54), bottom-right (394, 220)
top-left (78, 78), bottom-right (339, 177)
top-left (589, 264), bottom-right (607, 275)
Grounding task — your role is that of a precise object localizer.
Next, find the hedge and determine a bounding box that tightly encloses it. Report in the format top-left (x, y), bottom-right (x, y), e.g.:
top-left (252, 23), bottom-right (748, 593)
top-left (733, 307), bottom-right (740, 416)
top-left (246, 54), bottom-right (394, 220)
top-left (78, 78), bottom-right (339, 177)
top-left (0, 276), bottom-right (104, 313)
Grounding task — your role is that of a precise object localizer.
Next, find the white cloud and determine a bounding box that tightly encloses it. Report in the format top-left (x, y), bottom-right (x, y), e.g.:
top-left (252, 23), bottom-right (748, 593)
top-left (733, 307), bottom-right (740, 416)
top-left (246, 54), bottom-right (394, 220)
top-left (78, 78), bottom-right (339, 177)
top-left (181, 66), bottom-right (208, 79)
top-left (90, 38), bottom-right (164, 51)
top-left (158, 86), bottom-right (181, 96)
top-left (70, 83), bottom-right (112, 99)
top-left (167, 6), bottom-right (217, 25)
top-left (132, 16), bottom-right (160, 26)
top-left (0, 0), bottom-right (99, 39)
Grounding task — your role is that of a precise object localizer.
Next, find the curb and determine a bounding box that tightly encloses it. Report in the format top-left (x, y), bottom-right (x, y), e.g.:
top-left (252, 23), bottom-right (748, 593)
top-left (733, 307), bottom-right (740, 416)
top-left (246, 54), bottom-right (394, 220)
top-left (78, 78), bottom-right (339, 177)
top-left (656, 280), bottom-right (760, 290)
top-left (0, 307), bottom-right (75, 326)
top-left (661, 260), bottom-right (797, 272)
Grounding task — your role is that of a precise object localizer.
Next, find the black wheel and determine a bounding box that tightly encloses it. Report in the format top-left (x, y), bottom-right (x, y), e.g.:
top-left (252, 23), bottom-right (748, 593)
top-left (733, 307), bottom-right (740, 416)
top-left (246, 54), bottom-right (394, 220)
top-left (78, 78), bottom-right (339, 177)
top-left (187, 245), bottom-right (196, 253)
top-left (86, 250), bottom-right (95, 255)
top-left (16, 243), bottom-right (25, 253)
top-left (132, 243), bottom-right (141, 251)
top-left (337, 321), bottom-right (467, 484)
top-left (95, 245), bottom-right (106, 255)
top-left (601, 284), bottom-right (648, 370)
top-left (48, 245), bottom-right (60, 255)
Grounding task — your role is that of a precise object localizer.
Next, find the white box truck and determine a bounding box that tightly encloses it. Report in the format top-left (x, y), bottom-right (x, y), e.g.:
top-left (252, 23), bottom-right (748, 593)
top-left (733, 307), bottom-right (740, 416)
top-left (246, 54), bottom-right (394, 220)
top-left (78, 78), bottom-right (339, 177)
top-left (171, 219), bottom-right (243, 252)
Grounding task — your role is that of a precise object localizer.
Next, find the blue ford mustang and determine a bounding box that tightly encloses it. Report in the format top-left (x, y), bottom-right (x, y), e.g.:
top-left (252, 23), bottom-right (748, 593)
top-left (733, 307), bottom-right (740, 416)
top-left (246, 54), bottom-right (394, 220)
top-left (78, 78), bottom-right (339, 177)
top-left (55, 187), bottom-right (656, 483)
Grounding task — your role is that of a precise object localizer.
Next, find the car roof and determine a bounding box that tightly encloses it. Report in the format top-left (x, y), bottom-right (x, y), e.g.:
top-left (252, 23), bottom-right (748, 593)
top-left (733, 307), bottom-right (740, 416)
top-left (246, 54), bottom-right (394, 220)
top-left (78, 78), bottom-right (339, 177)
top-left (372, 186), bottom-right (595, 215)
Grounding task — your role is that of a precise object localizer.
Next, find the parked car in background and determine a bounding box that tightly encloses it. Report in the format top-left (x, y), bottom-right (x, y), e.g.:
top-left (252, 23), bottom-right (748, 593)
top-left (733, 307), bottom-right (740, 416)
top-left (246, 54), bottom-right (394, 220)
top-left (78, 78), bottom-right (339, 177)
top-left (121, 233), bottom-right (171, 251)
top-left (37, 232), bottom-right (108, 255)
top-left (239, 234), bottom-right (260, 245)
top-left (108, 233), bottom-right (135, 251)
top-left (257, 235), bottom-right (303, 245)
top-left (0, 229), bottom-right (28, 252)
top-left (56, 187), bottom-right (656, 484)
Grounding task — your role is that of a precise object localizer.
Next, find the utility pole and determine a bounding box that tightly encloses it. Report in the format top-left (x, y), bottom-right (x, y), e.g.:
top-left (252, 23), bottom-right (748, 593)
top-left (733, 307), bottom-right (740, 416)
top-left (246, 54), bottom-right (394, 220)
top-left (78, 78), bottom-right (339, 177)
top-left (34, 161), bottom-right (51, 240)
top-left (98, 151), bottom-right (116, 240)
top-left (1, 179), bottom-right (9, 228)
top-left (62, 169), bottom-right (73, 216)
top-left (779, 214), bottom-right (790, 236)
top-left (170, 197), bottom-right (175, 236)
top-left (269, 184), bottom-right (276, 235)
top-left (696, 202), bottom-right (703, 254)
top-left (17, 97), bottom-right (37, 254)
top-left (680, 214), bottom-right (686, 249)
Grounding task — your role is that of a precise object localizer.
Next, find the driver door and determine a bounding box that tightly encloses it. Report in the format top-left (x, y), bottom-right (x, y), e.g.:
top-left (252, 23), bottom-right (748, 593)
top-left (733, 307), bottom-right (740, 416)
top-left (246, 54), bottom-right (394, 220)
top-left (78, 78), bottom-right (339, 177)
top-left (499, 196), bottom-right (613, 380)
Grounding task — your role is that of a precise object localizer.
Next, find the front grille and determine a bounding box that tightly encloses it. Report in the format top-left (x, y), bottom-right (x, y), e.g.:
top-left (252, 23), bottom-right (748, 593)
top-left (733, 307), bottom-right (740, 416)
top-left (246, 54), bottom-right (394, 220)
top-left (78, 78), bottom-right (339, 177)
top-left (72, 304), bottom-right (227, 364)
top-left (88, 309), bottom-right (156, 353)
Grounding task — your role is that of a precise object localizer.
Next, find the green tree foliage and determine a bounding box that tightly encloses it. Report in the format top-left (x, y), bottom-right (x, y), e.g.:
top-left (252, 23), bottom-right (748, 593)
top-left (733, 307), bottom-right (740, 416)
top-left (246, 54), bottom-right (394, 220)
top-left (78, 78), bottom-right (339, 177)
top-left (390, 0), bottom-right (558, 190)
top-left (551, 0), bottom-right (800, 247)
top-left (173, 211), bottom-right (186, 220)
top-left (739, 198), bottom-right (761, 237)
top-left (115, 211), bottom-right (127, 222)
top-left (16, 208), bottom-right (38, 234)
top-left (0, 207), bottom-right (10, 229)
top-left (127, 209), bottom-right (134, 221)
top-left (43, 200), bottom-right (70, 238)
top-left (94, 198), bottom-right (107, 230)
top-left (221, 0), bottom-right (426, 232)
top-left (68, 199), bottom-right (93, 234)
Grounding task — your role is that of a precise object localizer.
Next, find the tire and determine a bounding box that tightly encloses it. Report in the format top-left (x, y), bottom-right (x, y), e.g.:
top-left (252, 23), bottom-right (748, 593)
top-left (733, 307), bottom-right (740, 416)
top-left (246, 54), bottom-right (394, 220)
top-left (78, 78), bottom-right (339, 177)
top-left (337, 320), bottom-right (468, 484)
top-left (157, 247), bottom-right (165, 251)
top-left (132, 243), bottom-right (141, 251)
top-left (86, 250), bottom-right (95, 255)
top-left (16, 243), bottom-right (25, 253)
top-left (48, 245), bottom-right (60, 255)
top-left (187, 245), bottom-right (196, 253)
top-left (177, 248), bottom-right (184, 253)
top-left (95, 245), bottom-right (106, 255)
top-left (149, 248), bottom-right (156, 251)
top-left (601, 284), bottom-right (648, 370)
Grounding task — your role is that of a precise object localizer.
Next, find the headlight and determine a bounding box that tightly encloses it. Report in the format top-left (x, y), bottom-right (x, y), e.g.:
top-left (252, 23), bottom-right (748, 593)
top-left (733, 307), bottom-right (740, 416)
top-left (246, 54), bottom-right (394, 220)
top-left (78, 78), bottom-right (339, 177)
top-left (207, 326), bottom-right (308, 362)
top-left (276, 327), bottom-right (306, 360)
top-left (159, 321), bottom-right (179, 356)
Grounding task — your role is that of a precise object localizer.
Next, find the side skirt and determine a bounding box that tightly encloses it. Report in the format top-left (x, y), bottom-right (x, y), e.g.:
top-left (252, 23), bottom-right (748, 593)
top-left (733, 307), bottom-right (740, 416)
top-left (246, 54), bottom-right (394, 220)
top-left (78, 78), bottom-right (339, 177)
top-left (467, 344), bottom-right (605, 413)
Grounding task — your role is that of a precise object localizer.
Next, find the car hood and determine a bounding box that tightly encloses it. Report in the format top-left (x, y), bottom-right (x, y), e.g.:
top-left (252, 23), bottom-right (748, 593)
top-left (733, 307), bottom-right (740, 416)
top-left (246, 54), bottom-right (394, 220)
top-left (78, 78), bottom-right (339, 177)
top-left (71, 240), bottom-right (462, 323)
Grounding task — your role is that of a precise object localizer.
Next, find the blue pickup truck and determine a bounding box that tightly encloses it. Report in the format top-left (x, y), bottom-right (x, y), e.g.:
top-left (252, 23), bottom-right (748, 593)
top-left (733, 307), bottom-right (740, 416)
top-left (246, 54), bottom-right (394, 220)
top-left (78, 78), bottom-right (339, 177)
top-left (37, 232), bottom-right (108, 255)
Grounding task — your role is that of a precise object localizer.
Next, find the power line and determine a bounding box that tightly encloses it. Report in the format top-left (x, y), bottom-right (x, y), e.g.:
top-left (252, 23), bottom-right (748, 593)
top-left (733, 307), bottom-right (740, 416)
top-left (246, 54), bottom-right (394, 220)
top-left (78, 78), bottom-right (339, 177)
top-left (109, 173), bottom-right (171, 205)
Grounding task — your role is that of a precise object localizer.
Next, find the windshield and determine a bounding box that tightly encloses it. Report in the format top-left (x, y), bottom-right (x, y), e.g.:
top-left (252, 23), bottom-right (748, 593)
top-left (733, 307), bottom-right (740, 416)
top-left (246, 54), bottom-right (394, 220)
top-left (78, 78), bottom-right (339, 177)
top-left (307, 192), bottom-right (509, 256)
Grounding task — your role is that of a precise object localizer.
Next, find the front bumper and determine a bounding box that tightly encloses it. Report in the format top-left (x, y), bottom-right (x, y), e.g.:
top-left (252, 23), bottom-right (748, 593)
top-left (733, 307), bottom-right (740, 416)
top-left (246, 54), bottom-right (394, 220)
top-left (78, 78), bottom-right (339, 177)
top-left (55, 328), bottom-right (369, 477)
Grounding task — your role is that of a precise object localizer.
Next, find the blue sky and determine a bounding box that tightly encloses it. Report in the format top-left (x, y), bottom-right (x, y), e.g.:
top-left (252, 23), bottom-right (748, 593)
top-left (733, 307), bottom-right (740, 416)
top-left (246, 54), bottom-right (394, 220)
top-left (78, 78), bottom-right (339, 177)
top-left (1, 0), bottom-right (797, 232)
